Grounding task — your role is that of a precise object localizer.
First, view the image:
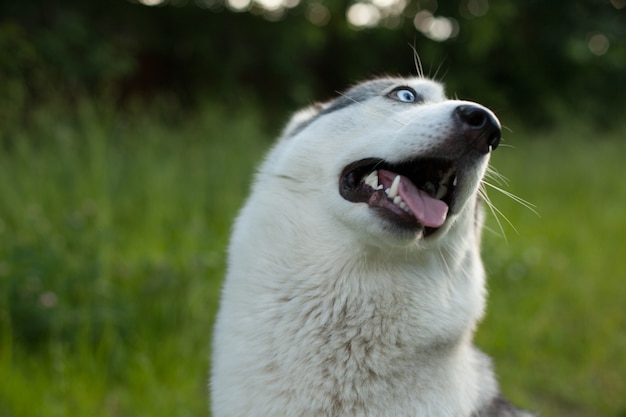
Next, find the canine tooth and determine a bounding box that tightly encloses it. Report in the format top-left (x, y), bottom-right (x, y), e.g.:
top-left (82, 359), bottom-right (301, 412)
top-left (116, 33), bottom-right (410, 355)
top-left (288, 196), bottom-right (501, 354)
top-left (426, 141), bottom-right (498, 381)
top-left (452, 176), bottom-right (457, 187)
top-left (387, 175), bottom-right (401, 198)
top-left (440, 168), bottom-right (455, 185)
top-left (435, 184), bottom-right (448, 199)
top-left (364, 170), bottom-right (379, 189)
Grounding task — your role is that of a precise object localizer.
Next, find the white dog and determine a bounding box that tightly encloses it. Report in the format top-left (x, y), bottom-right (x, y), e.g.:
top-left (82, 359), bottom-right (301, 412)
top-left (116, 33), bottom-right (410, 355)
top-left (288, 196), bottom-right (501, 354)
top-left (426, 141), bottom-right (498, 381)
top-left (211, 77), bottom-right (532, 417)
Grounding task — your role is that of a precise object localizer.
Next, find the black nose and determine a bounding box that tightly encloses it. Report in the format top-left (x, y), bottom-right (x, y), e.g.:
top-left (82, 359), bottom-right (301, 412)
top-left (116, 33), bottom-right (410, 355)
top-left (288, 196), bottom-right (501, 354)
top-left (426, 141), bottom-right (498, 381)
top-left (455, 104), bottom-right (501, 153)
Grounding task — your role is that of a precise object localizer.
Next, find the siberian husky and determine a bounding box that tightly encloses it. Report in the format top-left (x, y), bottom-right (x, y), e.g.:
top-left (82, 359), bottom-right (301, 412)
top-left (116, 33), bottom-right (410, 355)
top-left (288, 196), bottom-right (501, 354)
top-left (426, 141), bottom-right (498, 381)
top-left (211, 77), bottom-right (532, 417)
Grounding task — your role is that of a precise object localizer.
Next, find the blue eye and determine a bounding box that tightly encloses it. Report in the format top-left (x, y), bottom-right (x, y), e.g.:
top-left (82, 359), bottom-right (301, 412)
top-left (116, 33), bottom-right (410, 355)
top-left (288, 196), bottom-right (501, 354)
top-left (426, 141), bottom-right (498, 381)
top-left (388, 87), bottom-right (419, 103)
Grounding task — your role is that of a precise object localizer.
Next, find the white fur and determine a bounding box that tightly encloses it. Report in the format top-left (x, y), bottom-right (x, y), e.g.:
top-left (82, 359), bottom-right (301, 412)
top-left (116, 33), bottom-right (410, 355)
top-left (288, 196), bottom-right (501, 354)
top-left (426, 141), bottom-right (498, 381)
top-left (211, 78), bottom-right (517, 417)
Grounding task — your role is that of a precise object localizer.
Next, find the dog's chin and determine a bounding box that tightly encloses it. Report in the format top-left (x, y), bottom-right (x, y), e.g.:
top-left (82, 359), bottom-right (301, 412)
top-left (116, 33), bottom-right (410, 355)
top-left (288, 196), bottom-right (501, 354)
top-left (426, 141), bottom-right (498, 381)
top-left (369, 199), bottom-right (446, 239)
top-left (339, 157), bottom-right (460, 239)
top-left (366, 202), bottom-right (435, 242)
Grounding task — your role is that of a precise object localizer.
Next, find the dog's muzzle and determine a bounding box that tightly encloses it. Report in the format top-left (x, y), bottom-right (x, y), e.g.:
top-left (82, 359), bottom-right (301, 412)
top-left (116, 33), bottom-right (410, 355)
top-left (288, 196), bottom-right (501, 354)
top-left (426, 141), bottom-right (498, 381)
top-left (339, 103), bottom-right (501, 237)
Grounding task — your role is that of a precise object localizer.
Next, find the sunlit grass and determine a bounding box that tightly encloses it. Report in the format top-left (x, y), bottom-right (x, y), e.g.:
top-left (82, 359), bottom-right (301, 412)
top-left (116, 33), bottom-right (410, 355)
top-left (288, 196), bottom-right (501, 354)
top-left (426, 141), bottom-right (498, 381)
top-left (0, 101), bottom-right (624, 417)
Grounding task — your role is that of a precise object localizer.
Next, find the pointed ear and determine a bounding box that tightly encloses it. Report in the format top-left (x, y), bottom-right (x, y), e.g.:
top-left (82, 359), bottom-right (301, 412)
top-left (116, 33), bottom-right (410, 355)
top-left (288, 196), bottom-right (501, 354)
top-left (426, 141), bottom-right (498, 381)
top-left (280, 102), bottom-right (324, 139)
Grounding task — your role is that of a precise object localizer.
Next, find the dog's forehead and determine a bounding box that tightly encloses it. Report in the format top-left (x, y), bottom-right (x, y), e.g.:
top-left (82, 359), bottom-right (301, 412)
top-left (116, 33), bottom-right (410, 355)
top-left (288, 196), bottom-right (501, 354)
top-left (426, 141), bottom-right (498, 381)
top-left (323, 78), bottom-right (445, 114)
top-left (282, 78), bottom-right (445, 138)
top-left (347, 78), bottom-right (444, 100)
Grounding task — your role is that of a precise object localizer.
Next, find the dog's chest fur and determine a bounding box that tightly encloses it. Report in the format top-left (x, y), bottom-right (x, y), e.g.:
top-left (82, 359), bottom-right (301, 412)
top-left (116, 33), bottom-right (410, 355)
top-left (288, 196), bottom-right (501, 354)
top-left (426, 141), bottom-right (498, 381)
top-left (258, 251), bottom-right (491, 416)
top-left (213, 210), bottom-right (495, 416)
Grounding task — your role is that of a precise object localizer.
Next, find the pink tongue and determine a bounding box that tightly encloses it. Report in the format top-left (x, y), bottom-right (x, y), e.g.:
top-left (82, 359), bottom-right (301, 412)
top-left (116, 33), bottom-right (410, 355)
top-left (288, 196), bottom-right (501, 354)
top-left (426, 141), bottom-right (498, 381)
top-left (379, 170), bottom-right (449, 228)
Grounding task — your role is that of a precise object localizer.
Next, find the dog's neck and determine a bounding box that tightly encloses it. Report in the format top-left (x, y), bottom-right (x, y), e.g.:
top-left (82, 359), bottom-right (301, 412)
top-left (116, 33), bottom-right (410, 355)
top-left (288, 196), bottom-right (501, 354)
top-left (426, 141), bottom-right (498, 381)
top-left (220, 185), bottom-right (495, 416)
top-left (234, 194), bottom-right (487, 351)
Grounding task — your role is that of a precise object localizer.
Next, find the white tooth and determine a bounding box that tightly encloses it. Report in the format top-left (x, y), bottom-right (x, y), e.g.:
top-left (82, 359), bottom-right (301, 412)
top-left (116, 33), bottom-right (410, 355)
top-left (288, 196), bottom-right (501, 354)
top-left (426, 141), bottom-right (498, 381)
top-left (385, 188), bottom-right (390, 195)
top-left (440, 168), bottom-right (454, 185)
top-left (435, 184), bottom-right (448, 199)
top-left (452, 176), bottom-right (457, 187)
top-left (393, 196), bottom-right (402, 205)
top-left (399, 202), bottom-right (409, 211)
top-left (387, 175), bottom-right (401, 198)
top-left (364, 170), bottom-right (379, 189)
top-left (376, 184), bottom-right (384, 190)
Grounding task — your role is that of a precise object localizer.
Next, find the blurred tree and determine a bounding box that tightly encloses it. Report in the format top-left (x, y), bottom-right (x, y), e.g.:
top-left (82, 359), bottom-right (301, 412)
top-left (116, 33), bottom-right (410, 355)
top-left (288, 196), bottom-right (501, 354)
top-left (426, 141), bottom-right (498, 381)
top-left (0, 0), bottom-right (624, 126)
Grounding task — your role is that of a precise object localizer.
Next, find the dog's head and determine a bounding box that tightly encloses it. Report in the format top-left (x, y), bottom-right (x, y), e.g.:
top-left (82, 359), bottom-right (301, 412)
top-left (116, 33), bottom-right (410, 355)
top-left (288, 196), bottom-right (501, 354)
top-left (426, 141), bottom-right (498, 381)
top-left (264, 77), bottom-right (501, 246)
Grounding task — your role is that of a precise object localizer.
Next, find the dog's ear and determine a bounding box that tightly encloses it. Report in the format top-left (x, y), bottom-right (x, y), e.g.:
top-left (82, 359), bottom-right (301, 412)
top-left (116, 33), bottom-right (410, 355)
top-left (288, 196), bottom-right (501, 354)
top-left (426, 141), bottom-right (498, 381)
top-left (280, 102), bottom-right (325, 139)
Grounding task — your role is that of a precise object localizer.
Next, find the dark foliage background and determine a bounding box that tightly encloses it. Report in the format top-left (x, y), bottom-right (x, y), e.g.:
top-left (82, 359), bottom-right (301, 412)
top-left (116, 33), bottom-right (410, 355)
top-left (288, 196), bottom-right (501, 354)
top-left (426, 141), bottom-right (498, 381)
top-left (1, 0), bottom-right (625, 128)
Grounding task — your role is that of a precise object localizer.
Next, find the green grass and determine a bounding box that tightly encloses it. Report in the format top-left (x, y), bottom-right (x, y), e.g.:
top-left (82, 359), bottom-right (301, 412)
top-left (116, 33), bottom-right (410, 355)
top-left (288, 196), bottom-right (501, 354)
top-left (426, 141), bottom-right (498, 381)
top-left (0, 100), bottom-right (624, 416)
top-left (478, 124), bottom-right (626, 417)
top-left (0, 98), bottom-right (269, 416)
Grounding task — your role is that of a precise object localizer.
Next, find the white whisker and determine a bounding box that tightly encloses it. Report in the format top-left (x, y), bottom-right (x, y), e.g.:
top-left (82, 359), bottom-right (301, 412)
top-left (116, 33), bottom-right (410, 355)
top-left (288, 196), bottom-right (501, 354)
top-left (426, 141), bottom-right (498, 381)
top-left (410, 44), bottom-right (425, 79)
top-left (485, 166), bottom-right (510, 187)
top-left (479, 186), bottom-right (513, 240)
top-left (483, 180), bottom-right (539, 216)
top-left (431, 57), bottom-right (448, 82)
top-left (495, 143), bottom-right (516, 149)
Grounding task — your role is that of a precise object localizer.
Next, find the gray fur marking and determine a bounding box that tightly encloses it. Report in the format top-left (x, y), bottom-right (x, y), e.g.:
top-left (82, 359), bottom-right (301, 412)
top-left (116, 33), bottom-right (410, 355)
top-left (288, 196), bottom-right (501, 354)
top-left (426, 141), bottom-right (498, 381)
top-left (320, 79), bottom-right (398, 115)
top-left (287, 79), bottom-right (398, 138)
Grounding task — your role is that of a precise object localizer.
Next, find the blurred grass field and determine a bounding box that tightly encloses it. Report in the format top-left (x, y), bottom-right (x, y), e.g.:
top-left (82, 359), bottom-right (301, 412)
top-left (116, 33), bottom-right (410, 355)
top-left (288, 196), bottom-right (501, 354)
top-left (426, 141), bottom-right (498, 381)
top-left (0, 99), bottom-right (624, 417)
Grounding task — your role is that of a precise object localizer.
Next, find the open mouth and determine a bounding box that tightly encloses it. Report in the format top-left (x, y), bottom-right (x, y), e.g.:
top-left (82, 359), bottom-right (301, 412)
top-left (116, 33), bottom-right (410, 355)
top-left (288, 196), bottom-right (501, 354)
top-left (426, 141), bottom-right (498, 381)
top-left (339, 158), bottom-right (458, 235)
